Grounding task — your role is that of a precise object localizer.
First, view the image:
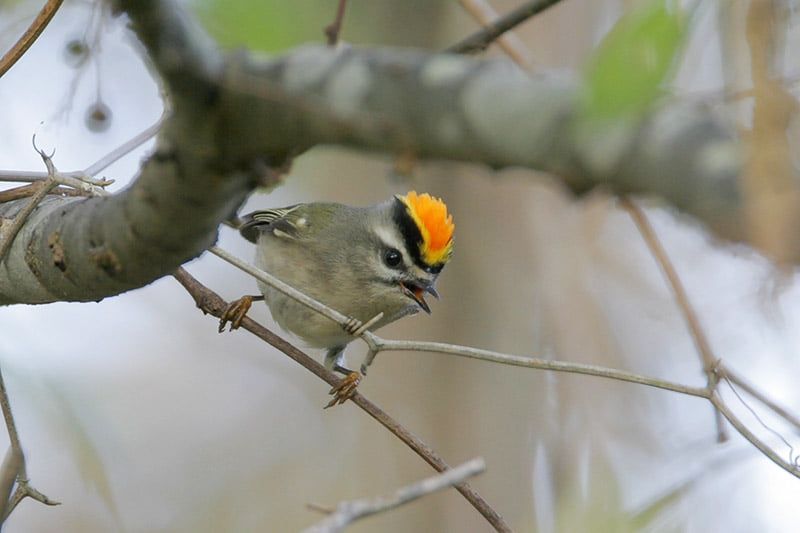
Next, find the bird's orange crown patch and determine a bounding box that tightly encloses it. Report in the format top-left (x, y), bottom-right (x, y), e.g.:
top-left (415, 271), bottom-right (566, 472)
top-left (397, 191), bottom-right (454, 266)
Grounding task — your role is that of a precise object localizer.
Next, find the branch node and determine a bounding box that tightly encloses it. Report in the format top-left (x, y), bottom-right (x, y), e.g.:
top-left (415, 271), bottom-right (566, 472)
top-left (31, 134), bottom-right (56, 171)
top-left (324, 0), bottom-right (348, 46)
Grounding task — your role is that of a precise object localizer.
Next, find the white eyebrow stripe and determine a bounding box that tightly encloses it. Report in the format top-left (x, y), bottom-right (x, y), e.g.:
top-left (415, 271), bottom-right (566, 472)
top-left (374, 225), bottom-right (411, 265)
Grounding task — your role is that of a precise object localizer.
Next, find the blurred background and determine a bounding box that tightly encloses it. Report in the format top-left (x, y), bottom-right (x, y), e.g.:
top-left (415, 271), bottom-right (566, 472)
top-left (1, 0), bottom-right (800, 531)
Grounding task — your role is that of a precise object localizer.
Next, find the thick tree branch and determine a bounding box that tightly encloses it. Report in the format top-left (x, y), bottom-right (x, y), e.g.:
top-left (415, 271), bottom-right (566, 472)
top-left (220, 45), bottom-right (741, 236)
top-left (0, 1), bottom-right (270, 305)
top-left (1, 0), bottom-right (743, 306)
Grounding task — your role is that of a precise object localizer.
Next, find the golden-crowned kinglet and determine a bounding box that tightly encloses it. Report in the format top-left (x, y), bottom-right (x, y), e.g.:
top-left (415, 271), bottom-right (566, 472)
top-left (221, 191), bottom-right (454, 406)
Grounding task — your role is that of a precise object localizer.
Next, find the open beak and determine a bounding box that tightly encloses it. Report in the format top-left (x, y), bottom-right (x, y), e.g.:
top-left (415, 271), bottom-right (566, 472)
top-left (399, 280), bottom-right (439, 314)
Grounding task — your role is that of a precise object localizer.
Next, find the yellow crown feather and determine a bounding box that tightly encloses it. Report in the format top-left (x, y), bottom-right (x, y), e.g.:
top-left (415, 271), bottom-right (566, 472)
top-left (398, 191), bottom-right (454, 266)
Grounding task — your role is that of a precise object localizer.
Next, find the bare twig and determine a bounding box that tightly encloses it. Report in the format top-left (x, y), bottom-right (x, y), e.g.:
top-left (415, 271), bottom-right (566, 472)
top-left (0, 107), bottom-right (166, 189)
top-left (207, 245), bottom-right (708, 399)
top-left (621, 198), bottom-right (729, 442)
top-left (4, 478), bottom-right (59, 520)
top-left (208, 246), bottom-right (352, 327)
top-left (718, 364), bottom-right (800, 433)
top-left (0, 169), bottom-right (112, 189)
top-left (366, 338), bottom-right (709, 398)
top-left (446, 0), bottom-right (563, 54)
top-left (0, 151), bottom-right (58, 262)
top-left (83, 107), bottom-right (168, 177)
top-left (720, 371), bottom-right (799, 463)
top-left (0, 134), bottom-right (112, 248)
top-left (0, 438), bottom-right (22, 521)
top-left (324, 0), bottom-right (348, 46)
top-left (0, 143), bottom-right (62, 522)
top-left (306, 502), bottom-right (335, 515)
top-left (457, 0), bottom-right (533, 69)
top-left (710, 393), bottom-right (800, 475)
top-left (303, 458), bottom-right (486, 533)
top-left (0, 0), bottom-right (64, 78)
top-left (0, 183), bottom-right (88, 203)
top-left (206, 245), bottom-right (800, 479)
top-left (0, 366), bottom-right (59, 523)
top-left (172, 268), bottom-right (511, 532)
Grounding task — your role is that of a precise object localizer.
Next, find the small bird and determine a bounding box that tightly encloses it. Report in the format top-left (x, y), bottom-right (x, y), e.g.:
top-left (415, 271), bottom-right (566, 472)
top-left (219, 191), bottom-right (455, 407)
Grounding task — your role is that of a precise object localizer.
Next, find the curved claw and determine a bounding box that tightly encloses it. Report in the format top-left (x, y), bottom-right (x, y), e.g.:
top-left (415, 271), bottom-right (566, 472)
top-left (218, 295), bottom-right (254, 332)
top-left (324, 372), bottom-right (361, 409)
top-left (342, 317), bottom-right (362, 336)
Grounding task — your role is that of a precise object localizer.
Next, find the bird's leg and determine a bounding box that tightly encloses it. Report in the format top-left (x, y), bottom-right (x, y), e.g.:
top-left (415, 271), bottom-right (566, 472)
top-left (324, 346), bottom-right (361, 409)
top-left (218, 295), bottom-right (264, 332)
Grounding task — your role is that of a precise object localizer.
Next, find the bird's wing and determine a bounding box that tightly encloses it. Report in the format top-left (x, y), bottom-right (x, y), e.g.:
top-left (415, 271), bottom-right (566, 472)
top-left (239, 205), bottom-right (305, 243)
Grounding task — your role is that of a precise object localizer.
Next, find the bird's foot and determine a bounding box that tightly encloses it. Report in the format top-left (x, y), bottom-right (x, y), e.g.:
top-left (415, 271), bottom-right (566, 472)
top-left (218, 295), bottom-right (259, 332)
top-left (324, 371), bottom-right (362, 409)
top-left (341, 313), bottom-right (384, 337)
top-left (342, 316), bottom-right (363, 336)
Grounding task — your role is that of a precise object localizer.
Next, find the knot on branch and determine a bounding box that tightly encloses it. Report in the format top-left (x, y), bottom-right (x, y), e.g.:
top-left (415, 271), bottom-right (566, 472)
top-left (46, 232), bottom-right (66, 272)
top-left (89, 246), bottom-right (122, 276)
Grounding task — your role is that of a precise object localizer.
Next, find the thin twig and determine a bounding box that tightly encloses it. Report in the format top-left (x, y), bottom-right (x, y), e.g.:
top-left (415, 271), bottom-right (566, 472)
top-left (446, 0), bottom-right (563, 54)
top-left (0, 0), bottom-right (64, 78)
top-left (457, 0), bottom-right (533, 69)
top-left (369, 339), bottom-right (710, 399)
top-left (0, 447), bottom-right (22, 521)
top-left (621, 197), bottom-right (729, 442)
top-left (0, 177), bottom-right (56, 262)
top-left (306, 502), bottom-right (335, 515)
top-left (0, 141), bottom-right (65, 262)
top-left (171, 268), bottom-right (511, 532)
top-left (710, 393), bottom-right (800, 475)
top-left (0, 369), bottom-right (23, 479)
top-left (0, 169), bottom-right (112, 189)
top-left (0, 366), bottom-right (59, 523)
top-left (720, 372), bottom-right (799, 465)
top-left (324, 0), bottom-right (348, 46)
top-left (0, 107), bottom-right (166, 188)
top-left (206, 245), bottom-right (800, 479)
top-left (209, 246), bottom-right (353, 327)
top-left (303, 458), bottom-right (486, 533)
top-left (4, 480), bottom-right (58, 519)
top-left (719, 364), bottom-right (800, 433)
top-left (83, 107), bottom-right (168, 177)
top-left (207, 245), bottom-right (708, 399)
top-left (0, 146), bottom-right (61, 521)
top-left (0, 183), bottom-right (87, 203)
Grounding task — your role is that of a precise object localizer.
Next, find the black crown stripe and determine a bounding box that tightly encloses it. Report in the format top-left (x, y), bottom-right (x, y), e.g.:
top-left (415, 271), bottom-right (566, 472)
top-left (391, 197), bottom-right (445, 272)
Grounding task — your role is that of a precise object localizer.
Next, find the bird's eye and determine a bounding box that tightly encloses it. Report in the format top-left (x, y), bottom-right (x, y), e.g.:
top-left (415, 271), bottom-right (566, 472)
top-left (383, 248), bottom-right (402, 268)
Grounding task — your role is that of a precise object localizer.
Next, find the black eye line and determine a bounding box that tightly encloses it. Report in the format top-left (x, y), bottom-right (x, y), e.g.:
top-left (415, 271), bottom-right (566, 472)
top-left (425, 264), bottom-right (443, 274)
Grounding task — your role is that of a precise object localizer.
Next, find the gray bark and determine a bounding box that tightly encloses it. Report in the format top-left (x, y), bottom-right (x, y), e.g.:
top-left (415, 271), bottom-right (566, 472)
top-left (0, 0), bottom-right (743, 305)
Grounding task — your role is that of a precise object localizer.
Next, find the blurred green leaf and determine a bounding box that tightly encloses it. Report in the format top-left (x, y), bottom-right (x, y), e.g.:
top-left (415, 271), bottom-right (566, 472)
top-left (582, 0), bottom-right (687, 119)
top-left (192, 1), bottom-right (452, 52)
top-left (193, 0), bottom-right (330, 52)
